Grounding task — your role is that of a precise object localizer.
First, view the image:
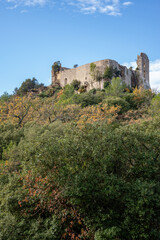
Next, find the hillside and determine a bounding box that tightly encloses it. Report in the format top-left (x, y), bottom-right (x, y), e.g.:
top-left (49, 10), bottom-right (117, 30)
top-left (0, 78), bottom-right (160, 240)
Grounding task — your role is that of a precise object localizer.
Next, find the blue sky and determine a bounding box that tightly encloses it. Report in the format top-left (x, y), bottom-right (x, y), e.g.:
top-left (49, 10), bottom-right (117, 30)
top-left (0, 0), bottom-right (160, 95)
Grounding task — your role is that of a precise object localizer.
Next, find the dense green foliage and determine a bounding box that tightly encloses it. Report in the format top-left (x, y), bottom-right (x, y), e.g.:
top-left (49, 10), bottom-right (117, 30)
top-left (104, 81), bottom-right (110, 89)
top-left (103, 66), bottom-right (113, 80)
top-left (0, 78), bottom-right (159, 239)
top-left (71, 80), bottom-right (81, 90)
top-left (103, 96), bottom-right (130, 113)
top-left (105, 77), bottom-right (126, 96)
top-left (90, 63), bottom-right (103, 82)
top-left (0, 92), bottom-right (11, 102)
top-left (52, 61), bottom-right (61, 75)
top-left (73, 64), bottom-right (78, 68)
top-left (14, 78), bottom-right (44, 96)
top-left (74, 90), bottom-right (105, 107)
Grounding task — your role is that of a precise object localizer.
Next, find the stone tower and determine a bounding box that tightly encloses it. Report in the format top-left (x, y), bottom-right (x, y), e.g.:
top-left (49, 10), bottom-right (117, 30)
top-left (137, 53), bottom-right (150, 89)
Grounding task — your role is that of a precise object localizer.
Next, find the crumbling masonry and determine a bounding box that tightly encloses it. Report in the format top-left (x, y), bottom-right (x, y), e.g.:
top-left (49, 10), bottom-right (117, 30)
top-left (51, 53), bottom-right (150, 91)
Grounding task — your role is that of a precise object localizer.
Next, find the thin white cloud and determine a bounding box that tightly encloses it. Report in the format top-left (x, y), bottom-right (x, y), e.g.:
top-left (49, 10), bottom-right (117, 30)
top-left (123, 1), bottom-right (133, 6)
top-left (68, 0), bottom-right (133, 15)
top-left (150, 59), bottom-right (160, 90)
top-left (123, 59), bottom-right (160, 90)
top-left (123, 61), bottom-right (137, 69)
top-left (6, 0), bottom-right (48, 8)
top-left (68, 0), bottom-right (122, 15)
top-left (5, 0), bottom-right (133, 15)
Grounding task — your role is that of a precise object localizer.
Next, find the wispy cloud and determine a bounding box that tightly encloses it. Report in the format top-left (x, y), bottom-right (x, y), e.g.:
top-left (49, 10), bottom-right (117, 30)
top-left (68, 0), bottom-right (133, 15)
top-left (123, 1), bottom-right (133, 6)
top-left (6, 0), bottom-right (48, 8)
top-left (123, 61), bottom-right (137, 69)
top-left (20, 9), bottom-right (28, 13)
top-left (150, 59), bottom-right (160, 90)
top-left (123, 59), bottom-right (160, 90)
top-left (5, 0), bottom-right (133, 15)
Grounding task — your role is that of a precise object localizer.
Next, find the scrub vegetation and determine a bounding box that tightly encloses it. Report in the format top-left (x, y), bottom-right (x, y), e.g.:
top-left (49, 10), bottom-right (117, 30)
top-left (0, 78), bottom-right (160, 240)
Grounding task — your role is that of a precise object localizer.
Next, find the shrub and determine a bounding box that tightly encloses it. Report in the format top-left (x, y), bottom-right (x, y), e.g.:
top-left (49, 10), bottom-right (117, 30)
top-left (105, 77), bottom-right (126, 96)
top-left (52, 61), bottom-right (61, 74)
top-left (95, 227), bottom-right (121, 240)
top-left (15, 78), bottom-right (44, 96)
top-left (90, 63), bottom-right (103, 82)
top-left (39, 87), bottom-right (61, 98)
top-left (104, 81), bottom-right (110, 89)
top-left (90, 63), bottom-right (96, 73)
top-left (71, 80), bottom-right (81, 90)
top-left (103, 66), bottom-right (113, 80)
top-left (132, 87), bottom-right (154, 108)
top-left (89, 88), bottom-right (97, 94)
top-left (150, 93), bottom-right (160, 116)
top-left (73, 64), bottom-right (78, 68)
top-left (0, 124), bottom-right (24, 160)
top-left (103, 96), bottom-right (130, 114)
top-left (78, 86), bottom-right (86, 93)
top-left (74, 91), bottom-right (104, 107)
top-left (122, 93), bottom-right (138, 109)
top-left (60, 85), bottom-right (74, 99)
top-left (0, 92), bottom-right (11, 102)
top-left (56, 84), bottom-right (75, 106)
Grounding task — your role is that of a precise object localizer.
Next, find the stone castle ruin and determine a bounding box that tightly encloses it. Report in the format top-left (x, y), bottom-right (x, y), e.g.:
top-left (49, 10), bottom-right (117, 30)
top-left (51, 53), bottom-right (150, 91)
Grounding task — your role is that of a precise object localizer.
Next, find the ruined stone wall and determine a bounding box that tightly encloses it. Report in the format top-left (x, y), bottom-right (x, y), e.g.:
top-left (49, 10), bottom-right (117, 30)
top-left (119, 65), bottom-right (133, 86)
top-left (52, 59), bottom-right (134, 90)
top-left (51, 53), bottom-right (150, 90)
top-left (59, 60), bottom-right (114, 91)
